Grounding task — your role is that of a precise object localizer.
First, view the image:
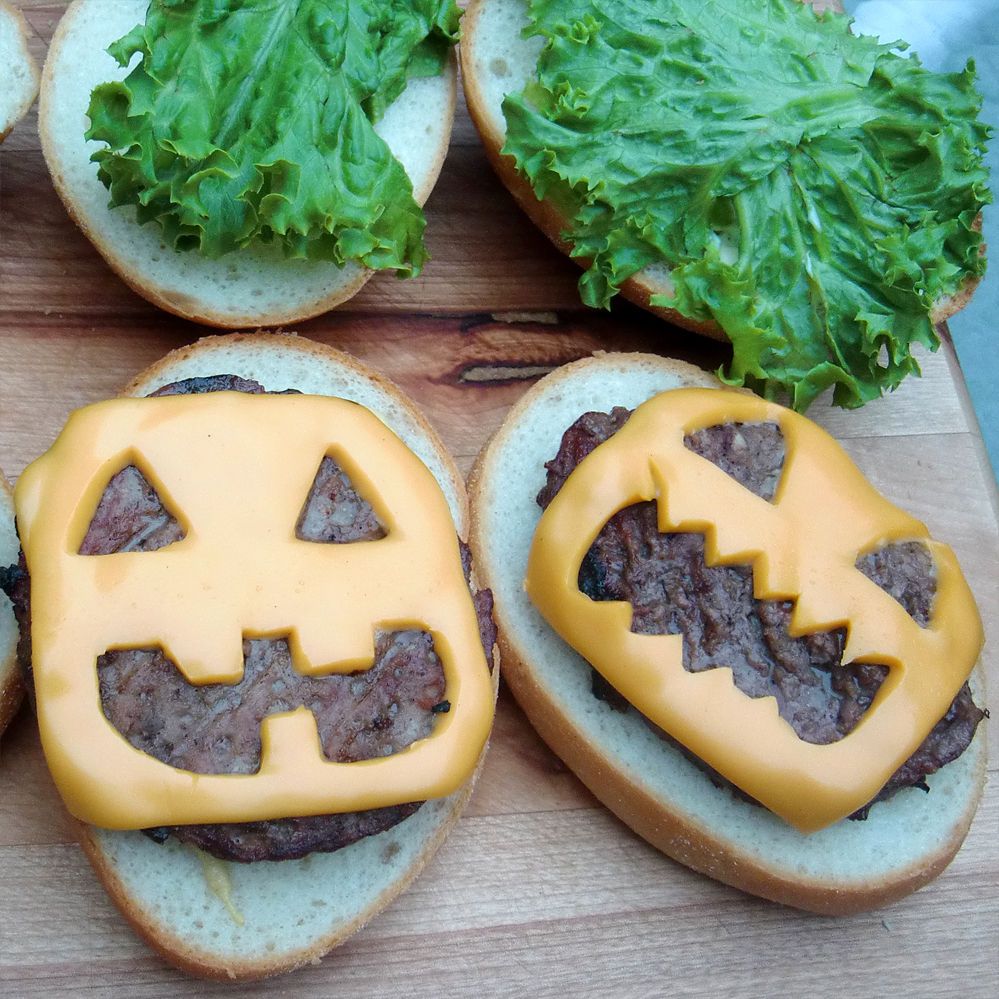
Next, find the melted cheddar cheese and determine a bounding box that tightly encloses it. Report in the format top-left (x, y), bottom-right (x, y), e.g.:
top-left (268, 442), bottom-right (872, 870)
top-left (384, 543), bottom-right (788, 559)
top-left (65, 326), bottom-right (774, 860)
top-left (526, 389), bottom-right (982, 832)
top-left (16, 392), bottom-right (494, 829)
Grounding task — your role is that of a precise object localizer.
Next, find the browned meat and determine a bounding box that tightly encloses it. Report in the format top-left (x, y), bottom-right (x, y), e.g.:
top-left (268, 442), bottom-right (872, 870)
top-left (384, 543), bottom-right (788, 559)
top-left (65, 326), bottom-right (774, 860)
top-left (99, 634), bottom-right (447, 778)
top-left (856, 542), bottom-right (935, 628)
top-left (540, 409), bottom-right (983, 818)
top-left (297, 456), bottom-right (386, 543)
top-left (104, 631), bottom-right (448, 863)
top-left (149, 374), bottom-right (266, 397)
top-left (149, 804), bottom-right (423, 861)
top-left (79, 465), bottom-right (185, 555)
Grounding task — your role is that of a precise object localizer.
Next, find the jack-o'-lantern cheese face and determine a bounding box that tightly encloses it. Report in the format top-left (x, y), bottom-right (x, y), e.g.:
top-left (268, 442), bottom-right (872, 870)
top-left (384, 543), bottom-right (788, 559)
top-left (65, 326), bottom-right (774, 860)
top-left (527, 388), bottom-right (982, 832)
top-left (16, 392), bottom-right (494, 829)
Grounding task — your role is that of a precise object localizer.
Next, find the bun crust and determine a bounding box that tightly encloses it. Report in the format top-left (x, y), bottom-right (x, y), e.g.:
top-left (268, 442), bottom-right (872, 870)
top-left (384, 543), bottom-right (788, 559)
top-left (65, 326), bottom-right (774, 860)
top-left (460, 0), bottom-right (980, 339)
top-left (0, 470), bottom-right (23, 737)
top-left (0, 0), bottom-right (39, 141)
top-left (468, 351), bottom-right (987, 915)
top-left (76, 784), bottom-right (480, 981)
top-left (68, 332), bottom-right (497, 979)
top-left (39, 0), bottom-right (457, 328)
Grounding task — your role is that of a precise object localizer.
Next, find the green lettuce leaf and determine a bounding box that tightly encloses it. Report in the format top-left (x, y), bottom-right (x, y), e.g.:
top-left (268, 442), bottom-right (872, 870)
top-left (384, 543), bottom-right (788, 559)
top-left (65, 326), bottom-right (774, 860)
top-left (502, 0), bottom-right (991, 409)
top-left (86, 0), bottom-right (461, 273)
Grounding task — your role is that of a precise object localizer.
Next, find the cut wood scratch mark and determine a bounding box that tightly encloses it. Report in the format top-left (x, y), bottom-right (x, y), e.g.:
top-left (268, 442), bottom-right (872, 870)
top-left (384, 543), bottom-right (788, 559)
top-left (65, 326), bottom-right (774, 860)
top-left (458, 311), bottom-right (564, 333)
top-left (458, 364), bottom-right (556, 384)
top-left (490, 311), bottom-right (560, 325)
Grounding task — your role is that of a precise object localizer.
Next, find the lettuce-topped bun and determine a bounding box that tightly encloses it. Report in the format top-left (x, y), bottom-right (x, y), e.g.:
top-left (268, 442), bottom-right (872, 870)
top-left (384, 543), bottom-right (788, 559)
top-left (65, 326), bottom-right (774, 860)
top-left (40, 0), bottom-right (459, 327)
top-left (461, 0), bottom-right (990, 411)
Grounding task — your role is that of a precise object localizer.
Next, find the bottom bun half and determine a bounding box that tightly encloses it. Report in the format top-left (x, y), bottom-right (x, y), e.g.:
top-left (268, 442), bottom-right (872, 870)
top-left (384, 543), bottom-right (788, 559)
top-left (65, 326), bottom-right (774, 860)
top-left (468, 352), bottom-right (986, 915)
top-left (77, 786), bottom-right (475, 980)
top-left (48, 332), bottom-right (498, 979)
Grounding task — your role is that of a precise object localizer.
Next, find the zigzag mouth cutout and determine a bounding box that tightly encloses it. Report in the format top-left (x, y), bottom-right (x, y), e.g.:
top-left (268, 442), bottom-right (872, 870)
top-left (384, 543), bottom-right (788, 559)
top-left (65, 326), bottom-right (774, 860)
top-left (98, 629), bottom-right (447, 775)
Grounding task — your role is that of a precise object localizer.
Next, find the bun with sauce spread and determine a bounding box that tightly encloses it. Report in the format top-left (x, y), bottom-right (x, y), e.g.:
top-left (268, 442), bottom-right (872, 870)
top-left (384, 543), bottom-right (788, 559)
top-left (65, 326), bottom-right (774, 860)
top-left (40, 0), bottom-right (459, 327)
top-left (0, 471), bottom-right (23, 736)
top-left (468, 352), bottom-right (986, 914)
top-left (6, 333), bottom-right (498, 979)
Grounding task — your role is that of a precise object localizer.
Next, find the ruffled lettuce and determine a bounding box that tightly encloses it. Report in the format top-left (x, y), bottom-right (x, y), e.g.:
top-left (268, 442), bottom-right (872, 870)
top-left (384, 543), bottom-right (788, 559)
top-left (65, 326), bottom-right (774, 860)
top-left (86, 0), bottom-right (461, 274)
top-left (502, 0), bottom-right (991, 409)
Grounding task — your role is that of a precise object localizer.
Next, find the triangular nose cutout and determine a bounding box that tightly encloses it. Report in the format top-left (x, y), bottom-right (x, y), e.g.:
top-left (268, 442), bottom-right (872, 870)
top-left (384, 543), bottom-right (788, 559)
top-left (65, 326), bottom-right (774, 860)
top-left (296, 456), bottom-right (386, 543)
top-left (79, 464), bottom-right (186, 555)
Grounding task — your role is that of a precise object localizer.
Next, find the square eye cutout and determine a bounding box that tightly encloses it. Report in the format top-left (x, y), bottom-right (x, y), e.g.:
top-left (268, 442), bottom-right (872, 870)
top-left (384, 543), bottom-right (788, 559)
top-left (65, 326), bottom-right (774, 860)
top-left (296, 456), bottom-right (386, 543)
top-left (80, 465), bottom-right (185, 555)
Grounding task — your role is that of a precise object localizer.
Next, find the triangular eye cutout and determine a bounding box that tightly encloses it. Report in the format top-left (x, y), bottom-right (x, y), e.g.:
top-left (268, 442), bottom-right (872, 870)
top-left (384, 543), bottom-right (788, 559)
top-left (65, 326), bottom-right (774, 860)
top-left (684, 421), bottom-right (786, 502)
top-left (296, 456), bottom-right (386, 543)
top-left (80, 465), bottom-right (185, 555)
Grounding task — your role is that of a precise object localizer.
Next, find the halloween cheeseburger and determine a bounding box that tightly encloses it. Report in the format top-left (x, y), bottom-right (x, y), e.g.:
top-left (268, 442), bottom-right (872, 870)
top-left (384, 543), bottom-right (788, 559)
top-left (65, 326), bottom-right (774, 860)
top-left (469, 353), bottom-right (986, 914)
top-left (4, 333), bottom-right (497, 979)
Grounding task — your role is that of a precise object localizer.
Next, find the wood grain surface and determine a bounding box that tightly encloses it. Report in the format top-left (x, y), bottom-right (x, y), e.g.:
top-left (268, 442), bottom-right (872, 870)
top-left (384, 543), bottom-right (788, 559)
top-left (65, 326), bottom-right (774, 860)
top-left (1, 2), bottom-right (997, 996)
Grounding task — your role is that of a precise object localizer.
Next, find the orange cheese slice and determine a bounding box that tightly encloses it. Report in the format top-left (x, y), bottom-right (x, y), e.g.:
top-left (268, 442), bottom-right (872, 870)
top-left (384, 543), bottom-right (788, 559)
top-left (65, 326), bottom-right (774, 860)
top-left (526, 388), bottom-right (982, 832)
top-left (16, 392), bottom-right (494, 829)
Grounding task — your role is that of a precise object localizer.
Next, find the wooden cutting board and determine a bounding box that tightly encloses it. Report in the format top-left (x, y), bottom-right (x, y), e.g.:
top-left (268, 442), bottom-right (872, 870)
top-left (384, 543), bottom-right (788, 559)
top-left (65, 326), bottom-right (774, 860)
top-left (1, 2), bottom-right (996, 995)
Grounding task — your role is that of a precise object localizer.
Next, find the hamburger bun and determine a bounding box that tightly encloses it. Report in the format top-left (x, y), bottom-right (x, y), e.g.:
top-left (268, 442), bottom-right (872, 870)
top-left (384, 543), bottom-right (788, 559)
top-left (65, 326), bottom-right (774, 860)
top-left (0, 0), bottom-right (38, 140)
top-left (20, 332), bottom-right (498, 979)
top-left (467, 351), bottom-right (986, 915)
top-left (40, 0), bottom-right (457, 328)
top-left (459, 0), bottom-right (981, 339)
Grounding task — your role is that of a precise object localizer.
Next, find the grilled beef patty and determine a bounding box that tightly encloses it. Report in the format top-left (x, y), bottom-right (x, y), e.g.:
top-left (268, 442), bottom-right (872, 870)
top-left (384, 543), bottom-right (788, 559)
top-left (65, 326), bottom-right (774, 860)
top-left (539, 408), bottom-right (983, 818)
top-left (4, 375), bottom-right (495, 862)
